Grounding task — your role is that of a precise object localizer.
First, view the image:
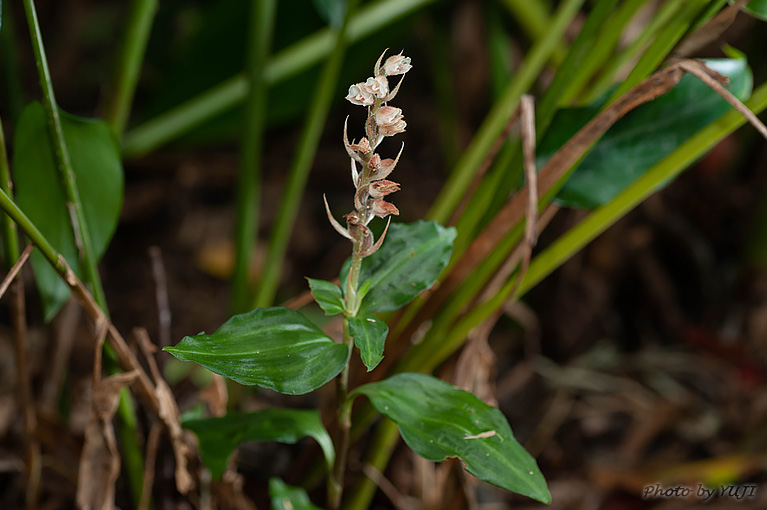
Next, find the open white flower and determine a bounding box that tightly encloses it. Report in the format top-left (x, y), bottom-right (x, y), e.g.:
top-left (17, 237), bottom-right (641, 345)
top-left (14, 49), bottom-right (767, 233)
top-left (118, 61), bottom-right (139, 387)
top-left (361, 76), bottom-right (389, 99)
top-left (375, 106), bottom-right (406, 136)
top-left (383, 54), bottom-right (412, 76)
top-left (346, 83), bottom-right (374, 106)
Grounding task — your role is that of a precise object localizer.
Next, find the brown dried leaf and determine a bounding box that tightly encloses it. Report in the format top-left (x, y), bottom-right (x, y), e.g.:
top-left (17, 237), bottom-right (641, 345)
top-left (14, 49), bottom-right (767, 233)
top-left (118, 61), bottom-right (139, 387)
top-left (135, 328), bottom-right (194, 494)
top-left (76, 371), bottom-right (138, 510)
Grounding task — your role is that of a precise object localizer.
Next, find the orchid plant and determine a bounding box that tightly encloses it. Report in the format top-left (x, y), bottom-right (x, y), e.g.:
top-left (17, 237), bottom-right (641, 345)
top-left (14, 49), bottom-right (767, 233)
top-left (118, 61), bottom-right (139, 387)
top-left (165, 51), bottom-right (550, 509)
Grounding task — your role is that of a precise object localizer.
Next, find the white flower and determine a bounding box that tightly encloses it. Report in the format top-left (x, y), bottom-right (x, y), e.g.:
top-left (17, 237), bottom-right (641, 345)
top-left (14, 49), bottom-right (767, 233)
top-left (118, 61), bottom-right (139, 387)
top-left (346, 83), bottom-right (374, 106)
top-left (361, 76), bottom-right (389, 99)
top-left (383, 54), bottom-right (412, 76)
top-left (375, 106), bottom-right (403, 126)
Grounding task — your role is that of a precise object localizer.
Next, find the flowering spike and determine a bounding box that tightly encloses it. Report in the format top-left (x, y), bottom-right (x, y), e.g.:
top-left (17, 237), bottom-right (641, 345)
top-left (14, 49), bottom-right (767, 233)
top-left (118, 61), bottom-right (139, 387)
top-left (334, 51), bottom-right (411, 256)
top-left (324, 195), bottom-right (353, 240)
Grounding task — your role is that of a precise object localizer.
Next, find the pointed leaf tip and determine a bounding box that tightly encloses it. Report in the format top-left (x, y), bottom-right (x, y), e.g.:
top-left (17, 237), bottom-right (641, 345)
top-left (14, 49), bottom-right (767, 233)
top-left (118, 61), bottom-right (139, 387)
top-left (351, 373), bottom-right (550, 503)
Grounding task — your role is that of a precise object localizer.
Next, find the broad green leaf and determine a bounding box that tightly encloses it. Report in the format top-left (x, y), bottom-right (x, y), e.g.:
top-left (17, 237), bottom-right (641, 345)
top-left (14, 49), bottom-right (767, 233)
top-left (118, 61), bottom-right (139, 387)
top-left (745, 0), bottom-right (767, 20)
top-left (351, 373), bottom-right (551, 503)
top-left (544, 58), bottom-right (752, 209)
top-left (165, 307), bottom-right (348, 395)
top-left (348, 314), bottom-right (388, 371)
top-left (13, 102), bottom-right (123, 321)
top-left (183, 409), bottom-right (334, 480)
top-left (269, 478), bottom-right (323, 510)
top-left (341, 221), bottom-right (457, 314)
top-left (307, 277), bottom-right (345, 315)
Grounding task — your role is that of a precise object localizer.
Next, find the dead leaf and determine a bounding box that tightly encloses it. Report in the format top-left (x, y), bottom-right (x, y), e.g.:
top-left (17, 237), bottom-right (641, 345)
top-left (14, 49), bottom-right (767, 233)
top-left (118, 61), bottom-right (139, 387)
top-left (76, 370), bottom-right (138, 510)
top-left (135, 328), bottom-right (194, 494)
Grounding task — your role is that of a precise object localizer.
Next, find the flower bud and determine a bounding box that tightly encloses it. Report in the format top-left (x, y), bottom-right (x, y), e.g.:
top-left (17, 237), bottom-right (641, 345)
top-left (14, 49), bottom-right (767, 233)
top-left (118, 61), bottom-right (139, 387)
top-left (347, 137), bottom-right (371, 154)
top-left (378, 119), bottom-right (406, 136)
top-left (361, 76), bottom-right (389, 99)
top-left (375, 106), bottom-right (403, 126)
top-left (368, 180), bottom-right (400, 198)
top-left (368, 153), bottom-right (382, 170)
top-left (371, 143), bottom-right (403, 181)
top-left (383, 54), bottom-right (412, 76)
top-left (375, 107), bottom-right (407, 136)
top-left (346, 83), bottom-right (374, 106)
top-left (371, 199), bottom-right (400, 218)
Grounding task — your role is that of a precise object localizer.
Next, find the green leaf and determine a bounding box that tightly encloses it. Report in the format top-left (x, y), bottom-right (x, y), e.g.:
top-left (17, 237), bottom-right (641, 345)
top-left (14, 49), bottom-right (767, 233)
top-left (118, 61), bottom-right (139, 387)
top-left (341, 221), bottom-right (457, 314)
top-left (543, 58), bottom-right (752, 209)
top-left (745, 0), bottom-right (767, 20)
top-left (307, 277), bottom-right (345, 315)
top-left (348, 314), bottom-right (388, 371)
top-left (269, 478), bottom-right (323, 510)
top-left (183, 409), bottom-right (335, 480)
top-left (165, 307), bottom-right (348, 395)
top-left (351, 373), bottom-right (551, 504)
top-left (13, 102), bottom-right (124, 321)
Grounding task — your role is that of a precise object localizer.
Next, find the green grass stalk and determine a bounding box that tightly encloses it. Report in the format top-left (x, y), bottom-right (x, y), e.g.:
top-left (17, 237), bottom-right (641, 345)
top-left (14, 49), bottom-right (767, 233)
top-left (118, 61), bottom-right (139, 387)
top-left (122, 0), bottom-right (436, 159)
top-left (231, 0), bottom-right (277, 314)
top-left (497, 0), bottom-right (567, 65)
top-left (427, 0), bottom-right (586, 225)
top-left (21, 0), bottom-right (107, 310)
top-left (606, 0), bottom-right (709, 102)
top-left (518, 81), bottom-right (767, 296)
top-left (21, 1), bottom-right (145, 502)
top-left (585, 0), bottom-right (682, 102)
top-left (105, 0), bottom-right (158, 138)
top-left (558, 0), bottom-right (649, 105)
top-left (535, 0), bottom-right (621, 134)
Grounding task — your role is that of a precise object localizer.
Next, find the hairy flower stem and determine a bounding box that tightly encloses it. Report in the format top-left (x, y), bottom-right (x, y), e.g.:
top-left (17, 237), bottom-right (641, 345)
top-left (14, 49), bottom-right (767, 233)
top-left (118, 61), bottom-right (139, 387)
top-left (329, 249), bottom-right (362, 510)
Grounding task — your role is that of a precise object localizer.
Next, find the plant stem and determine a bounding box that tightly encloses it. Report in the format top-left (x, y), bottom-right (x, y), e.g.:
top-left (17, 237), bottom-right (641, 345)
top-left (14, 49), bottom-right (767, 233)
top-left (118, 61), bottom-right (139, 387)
top-left (329, 250), bottom-right (362, 510)
top-left (0, 187), bottom-right (161, 417)
top-left (427, 0), bottom-right (586, 225)
top-left (535, 0), bottom-right (620, 134)
top-left (558, 0), bottom-right (648, 105)
top-left (231, 0), bottom-right (277, 314)
top-left (0, 117), bottom-right (40, 509)
top-left (253, 0), bottom-right (357, 308)
top-left (606, 0), bottom-right (708, 103)
top-left (21, 0), bottom-right (107, 311)
top-left (342, 418), bottom-right (399, 510)
top-left (122, 0), bottom-right (436, 159)
top-left (518, 80), bottom-right (767, 297)
top-left (497, 0), bottom-right (567, 65)
top-left (21, 1), bottom-right (146, 503)
top-left (343, 78), bottom-right (767, 510)
top-left (105, 0), bottom-right (158, 138)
